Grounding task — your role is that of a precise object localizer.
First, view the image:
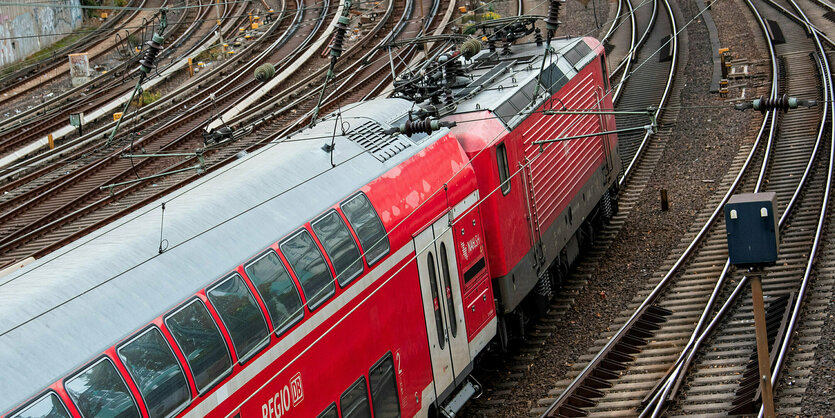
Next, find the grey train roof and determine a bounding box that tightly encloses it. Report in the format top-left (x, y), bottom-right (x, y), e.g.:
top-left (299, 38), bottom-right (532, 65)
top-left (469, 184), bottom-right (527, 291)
top-left (0, 98), bottom-right (447, 412)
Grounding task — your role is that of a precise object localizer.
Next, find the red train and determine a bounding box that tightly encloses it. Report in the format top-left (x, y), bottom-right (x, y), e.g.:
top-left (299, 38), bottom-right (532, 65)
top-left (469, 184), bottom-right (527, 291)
top-left (0, 35), bottom-right (619, 418)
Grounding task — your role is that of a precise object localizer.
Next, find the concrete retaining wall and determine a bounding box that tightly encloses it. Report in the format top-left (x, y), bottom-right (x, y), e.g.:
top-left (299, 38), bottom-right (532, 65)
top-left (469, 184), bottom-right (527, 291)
top-left (0, 1), bottom-right (84, 68)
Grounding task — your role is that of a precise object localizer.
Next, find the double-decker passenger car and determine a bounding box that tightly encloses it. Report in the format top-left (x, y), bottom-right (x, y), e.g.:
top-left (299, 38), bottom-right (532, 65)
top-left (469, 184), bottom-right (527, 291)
top-left (0, 35), bottom-right (618, 418)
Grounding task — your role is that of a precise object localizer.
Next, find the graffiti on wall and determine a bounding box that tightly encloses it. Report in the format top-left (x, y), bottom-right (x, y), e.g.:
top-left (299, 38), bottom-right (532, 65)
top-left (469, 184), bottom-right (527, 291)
top-left (0, 0), bottom-right (84, 68)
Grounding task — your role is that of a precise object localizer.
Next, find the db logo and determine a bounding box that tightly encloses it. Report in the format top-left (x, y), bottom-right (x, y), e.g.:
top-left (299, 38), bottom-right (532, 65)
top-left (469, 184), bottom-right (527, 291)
top-left (290, 373), bottom-right (304, 405)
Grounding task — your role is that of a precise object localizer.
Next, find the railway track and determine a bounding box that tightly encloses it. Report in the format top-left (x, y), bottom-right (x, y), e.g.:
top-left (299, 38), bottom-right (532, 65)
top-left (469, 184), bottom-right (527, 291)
top-left (461, 0), bottom-right (685, 412)
top-left (536, 0), bottom-right (834, 414)
top-left (0, 0), bottom-right (452, 268)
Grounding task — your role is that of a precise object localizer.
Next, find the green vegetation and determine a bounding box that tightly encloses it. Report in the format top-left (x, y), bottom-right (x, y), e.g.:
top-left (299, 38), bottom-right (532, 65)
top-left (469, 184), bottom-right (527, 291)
top-left (133, 89), bottom-right (161, 107)
top-left (194, 46), bottom-right (224, 62)
top-left (462, 10), bottom-right (501, 35)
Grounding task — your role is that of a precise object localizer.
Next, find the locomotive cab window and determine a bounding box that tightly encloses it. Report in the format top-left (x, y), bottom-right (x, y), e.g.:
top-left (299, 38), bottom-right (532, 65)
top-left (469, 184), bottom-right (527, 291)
top-left (117, 327), bottom-right (191, 418)
top-left (281, 229), bottom-right (335, 310)
top-left (245, 250), bottom-right (304, 334)
top-left (312, 210), bottom-right (364, 286)
top-left (165, 299), bottom-right (233, 393)
top-left (65, 357), bottom-right (140, 418)
top-left (496, 143), bottom-right (511, 195)
top-left (340, 377), bottom-right (372, 418)
top-left (369, 354), bottom-right (401, 417)
top-left (207, 274), bottom-right (270, 362)
top-left (341, 193), bottom-right (390, 266)
top-left (9, 392), bottom-right (71, 418)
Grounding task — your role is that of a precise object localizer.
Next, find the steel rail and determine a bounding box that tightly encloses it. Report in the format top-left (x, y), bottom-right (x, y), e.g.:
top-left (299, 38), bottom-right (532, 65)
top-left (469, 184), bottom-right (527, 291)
top-left (602, 0), bottom-right (624, 43)
top-left (611, 0), bottom-right (637, 102)
top-left (538, 0), bottom-right (790, 411)
top-left (618, 0), bottom-right (676, 186)
top-left (640, 0), bottom-right (826, 411)
top-left (757, 0), bottom-right (834, 414)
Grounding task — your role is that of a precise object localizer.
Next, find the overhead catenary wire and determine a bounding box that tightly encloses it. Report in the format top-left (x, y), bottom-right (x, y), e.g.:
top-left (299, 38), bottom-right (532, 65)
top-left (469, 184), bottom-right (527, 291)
top-left (1, 0), bottom-right (705, 273)
top-left (0, 0), bottom-right (733, 374)
top-left (0, 1), bottom-right (742, 409)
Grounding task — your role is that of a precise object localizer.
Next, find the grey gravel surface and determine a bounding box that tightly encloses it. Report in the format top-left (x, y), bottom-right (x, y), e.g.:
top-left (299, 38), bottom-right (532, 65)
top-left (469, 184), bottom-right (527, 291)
top-left (459, 0), bottom-right (767, 415)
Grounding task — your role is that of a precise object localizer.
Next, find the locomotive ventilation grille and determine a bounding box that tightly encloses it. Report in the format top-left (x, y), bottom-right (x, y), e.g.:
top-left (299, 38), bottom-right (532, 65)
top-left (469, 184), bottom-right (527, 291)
top-left (346, 121), bottom-right (412, 162)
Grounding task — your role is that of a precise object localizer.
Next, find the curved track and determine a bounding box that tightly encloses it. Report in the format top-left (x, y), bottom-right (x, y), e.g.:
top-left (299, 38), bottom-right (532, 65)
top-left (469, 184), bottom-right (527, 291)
top-left (537, 0), bottom-right (834, 414)
top-left (0, 0), bottom-right (448, 269)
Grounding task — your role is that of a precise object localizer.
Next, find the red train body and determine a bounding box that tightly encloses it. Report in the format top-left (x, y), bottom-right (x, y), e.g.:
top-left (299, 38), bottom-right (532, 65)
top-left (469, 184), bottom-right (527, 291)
top-left (0, 37), bottom-right (619, 418)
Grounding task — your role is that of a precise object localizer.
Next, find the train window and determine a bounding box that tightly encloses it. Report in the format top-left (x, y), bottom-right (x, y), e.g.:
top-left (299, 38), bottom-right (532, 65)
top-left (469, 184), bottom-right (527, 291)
top-left (281, 229), bottom-right (335, 310)
top-left (165, 299), bottom-right (233, 393)
top-left (340, 377), bottom-right (372, 418)
top-left (341, 193), bottom-right (390, 266)
top-left (317, 403), bottom-right (338, 418)
top-left (496, 143), bottom-right (511, 195)
top-left (8, 392), bottom-right (71, 418)
top-left (207, 274), bottom-right (270, 362)
top-left (439, 243), bottom-right (458, 338)
top-left (245, 250), bottom-right (304, 334)
top-left (427, 252), bottom-right (445, 350)
top-left (369, 354), bottom-right (401, 418)
top-left (312, 210), bottom-right (364, 286)
top-left (541, 62), bottom-right (567, 94)
top-left (117, 327), bottom-right (190, 418)
top-left (65, 357), bottom-right (140, 418)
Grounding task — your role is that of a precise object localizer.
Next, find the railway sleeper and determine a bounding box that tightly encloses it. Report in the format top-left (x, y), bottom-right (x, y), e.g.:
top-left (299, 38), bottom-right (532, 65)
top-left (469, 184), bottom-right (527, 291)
top-left (553, 402), bottom-right (589, 417)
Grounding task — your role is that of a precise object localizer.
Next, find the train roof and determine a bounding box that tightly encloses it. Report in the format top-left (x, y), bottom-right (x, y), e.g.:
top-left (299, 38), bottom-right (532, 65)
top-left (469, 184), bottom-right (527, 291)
top-left (0, 98), bottom-right (450, 412)
top-left (454, 37), bottom-right (600, 126)
top-left (0, 35), bottom-right (603, 412)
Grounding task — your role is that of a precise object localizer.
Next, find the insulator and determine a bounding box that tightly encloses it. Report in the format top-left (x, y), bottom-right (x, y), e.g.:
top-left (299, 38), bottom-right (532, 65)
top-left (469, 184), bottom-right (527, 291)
top-left (384, 117), bottom-right (457, 137)
top-left (736, 95), bottom-right (817, 112)
top-left (444, 88), bottom-right (454, 106)
top-left (459, 38), bottom-right (482, 60)
top-left (502, 40), bottom-right (512, 55)
top-left (487, 38), bottom-right (496, 52)
top-left (138, 33), bottom-right (164, 75)
top-left (535, 28), bottom-right (543, 46)
top-left (330, 16), bottom-right (350, 58)
top-left (544, 0), bottom-right (564, 32)
top-left (254, 63), bottom-right (276, 82)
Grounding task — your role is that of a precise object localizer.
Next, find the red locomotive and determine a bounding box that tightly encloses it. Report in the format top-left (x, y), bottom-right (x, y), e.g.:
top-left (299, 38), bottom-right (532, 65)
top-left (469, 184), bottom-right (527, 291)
top-left (0, 32), bottom-right (618, 418)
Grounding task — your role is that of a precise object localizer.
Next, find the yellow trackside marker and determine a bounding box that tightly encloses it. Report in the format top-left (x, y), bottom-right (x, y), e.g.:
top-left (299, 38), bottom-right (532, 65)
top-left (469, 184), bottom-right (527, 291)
top-left (188, 58), bottom-right (194, 77)
top-left (113, 112), bottom-right (123, 121)
top-left (48, 134), bottom-right (54, 149)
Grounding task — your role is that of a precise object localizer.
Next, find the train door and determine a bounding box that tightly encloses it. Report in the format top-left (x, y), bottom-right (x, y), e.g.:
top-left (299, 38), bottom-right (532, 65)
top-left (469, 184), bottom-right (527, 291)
top-left (414, 214), bottom-right (471, 399)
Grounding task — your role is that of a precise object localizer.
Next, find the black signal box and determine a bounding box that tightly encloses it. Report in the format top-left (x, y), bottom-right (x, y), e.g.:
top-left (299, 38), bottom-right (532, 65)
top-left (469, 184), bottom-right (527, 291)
top-left (724, 192), bottom-right (779, 266)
